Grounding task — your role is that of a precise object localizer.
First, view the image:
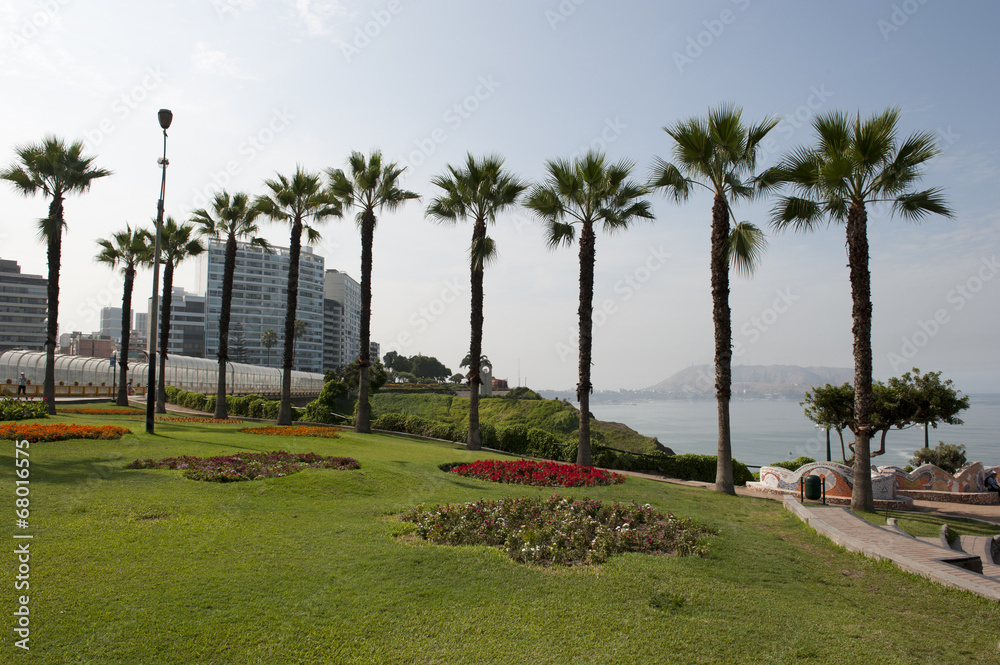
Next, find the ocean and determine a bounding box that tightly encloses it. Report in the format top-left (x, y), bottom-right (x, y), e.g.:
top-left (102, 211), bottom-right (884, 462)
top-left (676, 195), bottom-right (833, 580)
top-left (588, 395), bottom-right (1000, 469)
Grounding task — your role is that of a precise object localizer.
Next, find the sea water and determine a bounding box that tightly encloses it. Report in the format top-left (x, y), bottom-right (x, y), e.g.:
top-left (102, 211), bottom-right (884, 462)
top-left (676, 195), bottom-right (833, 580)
top-left (588, 395), bottom-right (1000, 468)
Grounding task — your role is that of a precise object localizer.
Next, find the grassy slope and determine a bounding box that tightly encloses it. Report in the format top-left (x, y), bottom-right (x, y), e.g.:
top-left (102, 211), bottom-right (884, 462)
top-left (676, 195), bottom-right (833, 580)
top-left (370, 393), bottom-right (660, 454)
top-left (0, 411), bottom-right (998, 663)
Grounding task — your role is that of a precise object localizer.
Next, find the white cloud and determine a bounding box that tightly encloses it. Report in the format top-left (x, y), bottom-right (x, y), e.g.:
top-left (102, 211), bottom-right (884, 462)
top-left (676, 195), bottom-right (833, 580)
top-left (191, 42), bottom-right (253, 80)
top-left (292, 0), bottom-right (347, 37)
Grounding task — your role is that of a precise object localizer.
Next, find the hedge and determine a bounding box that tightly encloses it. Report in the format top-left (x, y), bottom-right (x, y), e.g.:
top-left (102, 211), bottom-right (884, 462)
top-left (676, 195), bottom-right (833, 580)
top-left (163, 387), bottom-right (297, 421)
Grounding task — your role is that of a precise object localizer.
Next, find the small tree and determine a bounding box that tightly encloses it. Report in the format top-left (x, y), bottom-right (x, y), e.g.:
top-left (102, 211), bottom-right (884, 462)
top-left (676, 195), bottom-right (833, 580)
top-left (910, 442), bottom-right (967, 474)
top-left (801, 383), bottom-right (854, 463)
top-left (261, 329), bottom-right (278, 366)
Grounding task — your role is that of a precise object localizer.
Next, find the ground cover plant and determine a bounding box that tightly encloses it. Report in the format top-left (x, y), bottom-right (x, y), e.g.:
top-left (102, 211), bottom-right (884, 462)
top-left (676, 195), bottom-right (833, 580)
top-left (0, 421), bottom-right (130, 442)
top-left (240, 425), bottom-right (341, 437)
top-left (1, 413), bottom-right (998, 663)
top-left (127, 450), bottom-right (359, 482)
top-left (0, 396), bottom-right (49, 421)
top-left (449, 459), bottom-right (625, 487)
top-left (404, 494), bottom-right (714, 565)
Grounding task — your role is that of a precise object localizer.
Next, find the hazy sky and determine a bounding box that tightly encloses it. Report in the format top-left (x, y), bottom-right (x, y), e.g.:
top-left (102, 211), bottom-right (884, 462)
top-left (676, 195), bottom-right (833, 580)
top-left (1, 0), bottom-right (997, 393)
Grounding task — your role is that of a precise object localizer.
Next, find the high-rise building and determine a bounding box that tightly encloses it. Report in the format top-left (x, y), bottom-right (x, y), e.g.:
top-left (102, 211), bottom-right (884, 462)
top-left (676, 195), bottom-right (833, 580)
top-left (369, 341), bottom-right (380, 364)
top-left (100, 306), bottom-right (124, 340)
top-left (205, 240), bottom-right (325, 373)
top-left (0, 259), bottom-right (47, 354)
top-left (323, 298), bottom-right (343, 372)
top-left (323, 269), bottom-right (361, 371)
top-left (148, 287), bottom-right (207, 358)
top-left (133, 312), bottom-right (148, 339)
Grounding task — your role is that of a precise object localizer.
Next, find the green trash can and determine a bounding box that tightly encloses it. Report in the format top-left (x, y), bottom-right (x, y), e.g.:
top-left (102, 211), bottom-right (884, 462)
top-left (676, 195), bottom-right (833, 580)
top-left (803, 474), bottom-right (822, 501)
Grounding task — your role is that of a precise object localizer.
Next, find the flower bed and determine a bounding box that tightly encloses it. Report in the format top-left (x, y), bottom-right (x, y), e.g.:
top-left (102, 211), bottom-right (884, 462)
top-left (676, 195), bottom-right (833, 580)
top-left (0, 422), bottom-right (131, 442)
top-left (60, 408), bottom-right (145, 416)
top-left (153, 416), bottom-right (244, 424)
top-left (448, 459), bottom-right (625, 487)
top-left (403, 495), bottom-right (715, 566)
top-left (0, 397), bottom-right (49, 422)
top-left (239, 425), bottom-right (340, 438)
top-left (126, 451), bottom-right (360, 482)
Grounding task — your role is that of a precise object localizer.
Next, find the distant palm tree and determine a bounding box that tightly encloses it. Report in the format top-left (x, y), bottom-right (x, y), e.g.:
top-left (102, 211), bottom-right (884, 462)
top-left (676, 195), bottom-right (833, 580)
top-left (1, 136), bottom-right (110, 414)
top-left (764, 107), bottom-right (953, 511)
top-left (261, 329), bottom-right (278, 366)
top-left (191, 190), bottom-right (271, 419)
top-left (155, 217), bottom-right (205, 413)
top-left (256, 167), bottom-right (342, 425)
top-left (328, 150), bottom-right (419, 434)
top-left (427, 154), bottom-right (526, 450)
top-left (649, 103), bottom-right (776, 495)
top-left (525, 150), bottom-right (653, 466)
top-left (95, 225), bottom-right (153, 406)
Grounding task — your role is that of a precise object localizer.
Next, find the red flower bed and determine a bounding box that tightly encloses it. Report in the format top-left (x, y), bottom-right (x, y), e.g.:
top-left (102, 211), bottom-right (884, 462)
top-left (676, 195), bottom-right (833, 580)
top-left (59, 408), bottom-right (144, 415)
top-left (450, 459), bottom-right (625, 487)
top-left (126, 450), bottom-right (359, 482)
top-left (240, 425), bottom-right (340, 438)
top-left (0, 422), bottom-right (132, 443)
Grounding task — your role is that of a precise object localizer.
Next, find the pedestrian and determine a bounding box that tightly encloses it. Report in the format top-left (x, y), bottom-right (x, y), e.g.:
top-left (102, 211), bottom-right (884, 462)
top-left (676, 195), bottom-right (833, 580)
top-left (985, 469), bottom-right (1000, 500)
top-left (127, 378), bottom-right (134, 396)
top-left (17, 372), bottom-right (27, 399)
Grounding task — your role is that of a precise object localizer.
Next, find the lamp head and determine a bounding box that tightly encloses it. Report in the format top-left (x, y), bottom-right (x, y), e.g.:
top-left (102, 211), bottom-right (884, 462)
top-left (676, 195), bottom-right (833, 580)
top-left (157, 109), bottom-right (173, 130)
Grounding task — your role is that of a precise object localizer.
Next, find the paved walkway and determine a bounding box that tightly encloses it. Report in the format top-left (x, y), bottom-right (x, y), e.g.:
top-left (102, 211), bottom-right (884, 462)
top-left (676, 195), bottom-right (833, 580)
top-left (785, 497), bottom-right (1000, 601)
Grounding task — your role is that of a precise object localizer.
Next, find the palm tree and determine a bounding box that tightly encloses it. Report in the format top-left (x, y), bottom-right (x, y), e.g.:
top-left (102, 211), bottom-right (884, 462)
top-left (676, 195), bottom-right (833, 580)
top-left (1, 136), bottom-right (110, 414)
top-left (191, 190), bottom-right (271, 419)
top-left (261, 329), bottom-right (278, 366)
top-left (328, 150), bottom-right (419, 433)
top-left (649, 103), bottom-right (776, 495)
top-left (155, 217), bottom-right (205, 413)
top-left (256, 167), bottom-right (342, 425)
top-left (427, 154), bottom-right (526, 450)
top-left (95, 225), bottom-right (153, 407)
top-left (764, 107), bottom-right (953, 511)
top-left (525, 150), bottom-right (653, 466)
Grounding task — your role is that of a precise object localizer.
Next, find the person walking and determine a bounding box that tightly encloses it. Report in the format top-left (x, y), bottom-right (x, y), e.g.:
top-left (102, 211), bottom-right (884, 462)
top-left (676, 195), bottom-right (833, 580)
top-left (17, 372), bottom-right (27, 399)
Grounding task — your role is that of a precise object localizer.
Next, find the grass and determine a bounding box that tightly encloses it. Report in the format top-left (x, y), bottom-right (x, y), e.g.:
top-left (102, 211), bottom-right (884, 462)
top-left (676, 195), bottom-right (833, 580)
top-left (2, 411), bottom-right (999, 663)
top-left (853, 509), bottom-right (999, 541)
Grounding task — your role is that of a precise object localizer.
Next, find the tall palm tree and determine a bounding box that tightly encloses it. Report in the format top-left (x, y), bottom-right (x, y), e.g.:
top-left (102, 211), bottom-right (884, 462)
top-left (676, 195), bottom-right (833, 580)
top-left (155, 217), bottom-right (205, 413)
top-left (764, 107), bottom-right (953, 511)
top-left (191, 190), bottom-right (271, 419)
top-left (426, 154), bottom-right (526, 450)
top-left (525, 150), bottom-right (653, 466)
top-left (261, 329), bottom-right (278, 366)
top-left (649, 103), bottom-right (776, 495)
top-left (95, 225), bottom-right (153, 406)
top-left (256, 167), bottom-right (342, 425)
top-left (328, 150), bottom-right (419, 433)
top-left (1, 136), bottom-right (110, 414)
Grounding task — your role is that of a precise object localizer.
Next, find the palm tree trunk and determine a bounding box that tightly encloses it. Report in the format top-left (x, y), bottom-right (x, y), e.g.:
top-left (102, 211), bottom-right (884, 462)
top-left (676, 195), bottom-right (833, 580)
top-left (576, 222), bottom-right (596, 467)
top-left (116, 266), bottom-right (134, 407)
top-left (847, 203), bottom-right (874, 512)
top-left (278, 221), bottom-right (302, 425)
top-left (467, 219), bottom-right (486, 450)
top-left (711, 192), bottom-right (735, 495)
top-left (156, 263), bottom-right (175, 413)
top-left (355, 211), bottom-right (375, 434)
top-left (43, 196), bottom-right (63, 415)
top-left (214, 233), bottom-right (237, 419)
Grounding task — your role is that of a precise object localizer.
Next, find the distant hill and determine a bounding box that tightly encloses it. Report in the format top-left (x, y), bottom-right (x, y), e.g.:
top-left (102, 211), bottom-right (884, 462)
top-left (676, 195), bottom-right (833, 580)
top-left (646, 365), bottom-right (853, 398)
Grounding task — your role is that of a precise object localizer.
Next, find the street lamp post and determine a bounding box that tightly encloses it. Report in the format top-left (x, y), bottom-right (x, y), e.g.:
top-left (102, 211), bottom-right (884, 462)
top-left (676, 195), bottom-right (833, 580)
top-left (146, 108), bottom-right (172, 434)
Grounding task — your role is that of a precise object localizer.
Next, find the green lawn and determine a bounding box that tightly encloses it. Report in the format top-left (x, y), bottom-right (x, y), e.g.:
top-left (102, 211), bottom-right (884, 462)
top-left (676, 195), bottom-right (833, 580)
top-left (2, 412), bottom-right (998, 664)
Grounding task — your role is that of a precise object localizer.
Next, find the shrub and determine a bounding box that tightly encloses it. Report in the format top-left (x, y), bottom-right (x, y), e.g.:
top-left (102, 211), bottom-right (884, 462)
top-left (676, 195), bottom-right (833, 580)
top-left (769, 456), bottom-right (816, 472)
top-left (909, 441), bottom-right (967, 474)
top-left (503, 387), bottom-right (542, 400)
top-left (403, 494), bottom-right (716, 566)
top-left (0, 398), bottom-right (48, 421)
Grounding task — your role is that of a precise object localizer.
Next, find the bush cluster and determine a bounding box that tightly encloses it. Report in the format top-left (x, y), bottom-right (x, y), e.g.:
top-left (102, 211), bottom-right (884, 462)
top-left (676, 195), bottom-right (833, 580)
top-left (380, 383), bottom-right (457, 395)
top-left (768, 456), bottom-right (816, 472)
top-left (909, 442), bottom-right (967, 474)
top-left (371, 411), bottom-right (753, 485)
top-left (450, 459), bottom-right (625, 487)
top-left (403, 494), bottom-right (716, 566)
top-left (163, 387), bottom-right (299, 421)
top-left (0, 397), bottom-right (48, 421)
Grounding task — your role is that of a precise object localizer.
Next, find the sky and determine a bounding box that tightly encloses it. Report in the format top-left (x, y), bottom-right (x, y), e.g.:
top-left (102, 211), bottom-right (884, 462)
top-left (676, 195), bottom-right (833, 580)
top-left (1, 0), bottom-right (998, 393)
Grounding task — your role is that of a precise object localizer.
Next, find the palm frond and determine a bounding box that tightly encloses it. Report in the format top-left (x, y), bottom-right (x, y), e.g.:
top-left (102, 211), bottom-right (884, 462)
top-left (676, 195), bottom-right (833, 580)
top-left (727, 222), bottom-right (768, 278)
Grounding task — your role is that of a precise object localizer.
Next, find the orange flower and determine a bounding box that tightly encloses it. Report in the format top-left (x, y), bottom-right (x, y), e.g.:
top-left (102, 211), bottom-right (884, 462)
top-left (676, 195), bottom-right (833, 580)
top-left (0, 422), bottom-right (131, 443)
top-left (239, 425), bottom-right (341, 438)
